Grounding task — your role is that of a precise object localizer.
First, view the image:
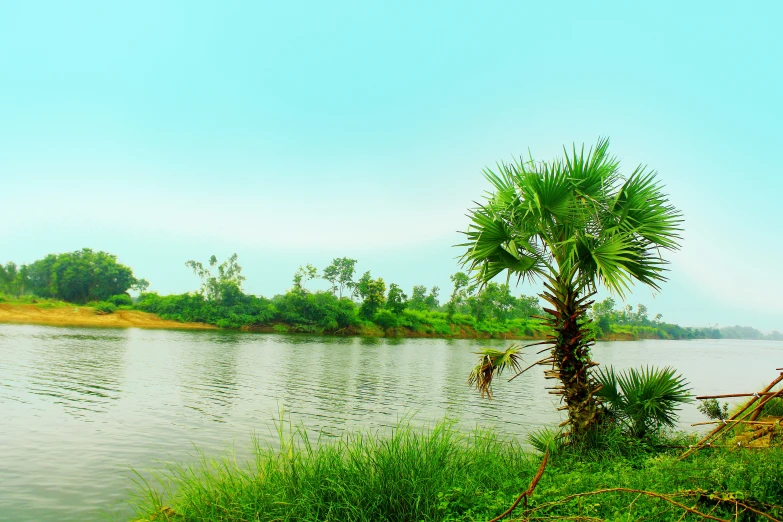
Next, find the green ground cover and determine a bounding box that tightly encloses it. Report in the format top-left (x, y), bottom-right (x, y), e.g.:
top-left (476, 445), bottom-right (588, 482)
top-left (128, 420), bottom-right (783, 522)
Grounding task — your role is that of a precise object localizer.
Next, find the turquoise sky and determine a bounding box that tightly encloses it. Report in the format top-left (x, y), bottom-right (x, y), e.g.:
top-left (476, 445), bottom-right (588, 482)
top-left (2, 1), bottom-right (781, 330)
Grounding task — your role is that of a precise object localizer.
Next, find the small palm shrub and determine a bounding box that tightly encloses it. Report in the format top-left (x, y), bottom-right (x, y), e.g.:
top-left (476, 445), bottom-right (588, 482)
top-left (526, 426), bottom-right (564, 455)
top-left (595, 365), bottom-right (692, 438)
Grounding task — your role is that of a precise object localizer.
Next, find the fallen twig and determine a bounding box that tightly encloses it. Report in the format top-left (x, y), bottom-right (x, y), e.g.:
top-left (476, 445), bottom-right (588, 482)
top-left (487, 450), bottom-right (549, 522)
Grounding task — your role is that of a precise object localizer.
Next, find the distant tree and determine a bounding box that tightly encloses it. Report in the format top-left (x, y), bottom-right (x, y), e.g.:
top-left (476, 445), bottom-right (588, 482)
top-left (513, 294), bottom-right (542, 319)
top-left (466, 285), bottom-right (493, 322)
top-left (591, 297), bottom-right (616, 319)
top-left (186, 253), bottom-right (246, 302)
top-left (353, 271), bottom-right (373, 301)
top-left (322, 257), bottom-right (357, 298)
top-left (359, 277), bottom-right (386, 320)
top-left (446, 272), bottom-right (471, 319)
top-left (22, 254), bottom-right (58, 298)
top-left (0, 262), bottom-right (21, 296)
top-left (408, 285), bottom-right (427, 310)
top-left (424, 286), bottom-right (440, 309)
top-left (291, 263), bottom-right (318, 293)
top-left (409, 285), bottom-right (439, 311)
top-left (133, 278), bottom-right (150, 293)
top-left (386, 283), bottom-right (407, 315)
top-left (14, 249), bottom-right (141, 303)
top-left (635, 304), bottom-right (649, 324)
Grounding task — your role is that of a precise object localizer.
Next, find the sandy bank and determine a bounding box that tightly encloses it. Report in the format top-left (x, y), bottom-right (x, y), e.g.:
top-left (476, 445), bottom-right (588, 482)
top-left (0, 303), bottom-right (216, 330)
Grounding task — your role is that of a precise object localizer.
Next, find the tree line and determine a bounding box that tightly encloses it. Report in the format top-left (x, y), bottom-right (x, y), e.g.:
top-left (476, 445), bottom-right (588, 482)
top-left (0, 248), bottom-right (148, 304)
top-left (137, 254), bottom-right (549, 335)
top-left (1, 248), bottom-right (774, 340)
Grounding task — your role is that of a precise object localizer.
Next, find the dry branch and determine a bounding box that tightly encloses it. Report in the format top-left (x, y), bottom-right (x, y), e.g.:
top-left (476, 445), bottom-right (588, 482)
top-left (487, 450), bottom-right (549, 522)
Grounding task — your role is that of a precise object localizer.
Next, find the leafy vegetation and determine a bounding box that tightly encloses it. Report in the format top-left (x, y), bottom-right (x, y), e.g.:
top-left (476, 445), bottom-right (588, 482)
top-left (595, 366), bottom-right (692, 438)
top-left (128, 419), bottom-right (783, 522)
top-left (0, 250), bottom-right (773, 341)
top-left (0, 249), bottom-right (147, 304)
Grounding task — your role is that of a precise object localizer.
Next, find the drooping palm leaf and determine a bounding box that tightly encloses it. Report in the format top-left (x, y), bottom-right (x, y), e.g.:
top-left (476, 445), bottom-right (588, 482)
top-left (468, 345), bottom-right (523, 399)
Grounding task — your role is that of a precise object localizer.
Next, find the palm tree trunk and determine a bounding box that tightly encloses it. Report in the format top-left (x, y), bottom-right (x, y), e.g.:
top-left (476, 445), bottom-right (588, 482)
top-left (540, 281), bottom-right (601, 439)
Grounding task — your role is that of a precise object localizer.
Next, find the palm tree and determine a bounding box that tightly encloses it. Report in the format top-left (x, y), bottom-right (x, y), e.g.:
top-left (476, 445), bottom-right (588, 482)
top-left (461, 138), bottom-right (682, 439)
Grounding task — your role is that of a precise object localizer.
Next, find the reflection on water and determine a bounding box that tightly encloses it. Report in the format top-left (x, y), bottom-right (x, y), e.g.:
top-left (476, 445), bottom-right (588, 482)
top-left (179, 333), bottom-right (241, 423)
top-left (0, 324), bottom-right (781, 522)
top-left (28, 330), bottom-right (128, 417)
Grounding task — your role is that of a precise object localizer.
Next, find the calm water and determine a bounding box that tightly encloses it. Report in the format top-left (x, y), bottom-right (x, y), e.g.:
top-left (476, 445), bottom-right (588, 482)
top-left (1, 323), bottom-right (781, 522)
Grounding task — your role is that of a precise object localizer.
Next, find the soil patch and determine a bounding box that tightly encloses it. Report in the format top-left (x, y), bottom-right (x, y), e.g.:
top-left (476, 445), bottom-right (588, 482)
top-left (0, 303), bottom-right (216, 330)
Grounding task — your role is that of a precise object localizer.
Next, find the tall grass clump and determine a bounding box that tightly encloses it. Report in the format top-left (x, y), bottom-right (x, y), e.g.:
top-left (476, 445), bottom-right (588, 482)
top-left (128, 415), bottom-right (783, 522)
top-left (129, 420), bottom-right (536, 522)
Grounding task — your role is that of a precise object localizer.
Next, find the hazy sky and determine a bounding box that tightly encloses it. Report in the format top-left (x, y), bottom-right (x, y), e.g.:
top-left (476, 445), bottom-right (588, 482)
top-left (2, 1), bottom-right (781, 330)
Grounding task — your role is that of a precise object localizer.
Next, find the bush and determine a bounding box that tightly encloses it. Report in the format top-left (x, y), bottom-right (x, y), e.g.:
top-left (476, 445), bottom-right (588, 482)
top-left (595, 365), bottom-right (692, 438)
top-left (108, 293), bottom-right (133, 307)
top-left (136, 291), bottom-right (275, 328)
top-left (93, 301), bottom-right (117, 314)
top-left (697, 398), bottom-right (729, 421)
top-left (373, 309), bottom-right (399, 329)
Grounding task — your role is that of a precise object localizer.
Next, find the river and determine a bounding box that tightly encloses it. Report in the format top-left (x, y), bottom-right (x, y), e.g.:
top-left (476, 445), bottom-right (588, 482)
top-left (1, 323), bottom-right (781, 521)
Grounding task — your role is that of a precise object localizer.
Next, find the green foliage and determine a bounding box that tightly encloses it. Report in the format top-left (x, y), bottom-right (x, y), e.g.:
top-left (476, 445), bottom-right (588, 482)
top-left (595, 366), bottom-right (692, 437)
top-left (108, 293), bottom-right (133, 307)
top-left (409, 285), bottom-right (440, 311)
top-left (697, 398), bottom-right (730, 421)
top-left (93, 301), bottom-right (117, 314)
top-left (272, 291), bottom-right (359, 332)
top-left (136, 291), bottom-right (276, 330)
top-left (130, 421), bottom-right (535, 522)
top-left (128, 420), bottom-right (783, 522)
top-left (385, 283), bottom-right (407, 315)
top-left (761, 397), bottom-right (783, 417)
top-left (7, 249), bottom-right (143, 304)
top-left (589, 297), bottom-right (721, 340)
top-left (468, 345), bottom-right (522, 398)
top-left (185, 254), bottom-right (246, 302)
top-left (355, 273), bottom-right (386, 320)
top-left (460, 138), bottom-right (682, 296)
top-left (373, 309), bottom-right (399, 329)
top-left (322, 257), bottom-right (357, 298)
top-left (0, 262), bottom-right (24, 296)
top-left (526, 426), bottom-right (564, 455)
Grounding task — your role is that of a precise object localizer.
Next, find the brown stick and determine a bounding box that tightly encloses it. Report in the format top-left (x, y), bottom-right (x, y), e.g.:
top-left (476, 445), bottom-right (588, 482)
top-left (696, 392), bottom-right (783, 399)
top-left (487, 450), bottom-right (549, 522)
top-left (750, 386), bottom-right (783, 422)
top-left (681, 372), bottom-right (783, 459)
top-left (691, 419), bottom-right (778, 427)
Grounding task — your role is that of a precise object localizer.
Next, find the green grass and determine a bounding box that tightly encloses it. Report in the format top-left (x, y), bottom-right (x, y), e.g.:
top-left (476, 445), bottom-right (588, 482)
top-left (0, 294), bottom-right (73, 308)
top-left (127, 421), bottom-right (783, 522)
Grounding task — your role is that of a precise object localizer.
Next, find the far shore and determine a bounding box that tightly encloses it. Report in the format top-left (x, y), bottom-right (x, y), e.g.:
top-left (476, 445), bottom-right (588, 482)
top-left (0, 302), bottom-right (645, 340)
top-left (0, 303), bottom-right (216, 331)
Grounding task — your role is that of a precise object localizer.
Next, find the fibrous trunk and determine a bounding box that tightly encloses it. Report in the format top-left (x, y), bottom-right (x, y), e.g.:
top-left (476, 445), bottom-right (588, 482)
top-left (539, 281), bottom-right (601, 439)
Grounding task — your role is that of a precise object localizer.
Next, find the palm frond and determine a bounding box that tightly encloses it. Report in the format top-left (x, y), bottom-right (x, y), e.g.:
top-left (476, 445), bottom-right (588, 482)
top-left (468, 345), bottom-right (523, 399)
top-left (596, 365), bottom-right (692, 437)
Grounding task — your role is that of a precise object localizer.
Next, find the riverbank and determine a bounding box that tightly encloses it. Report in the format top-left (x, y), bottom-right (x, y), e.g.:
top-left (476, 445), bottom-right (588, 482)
top-left (128, 421), bottom-right (783, 522)
top-left (0, 303), bottom-right (216, 330)
top-left (0, 299), bottom-right (720, 342)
